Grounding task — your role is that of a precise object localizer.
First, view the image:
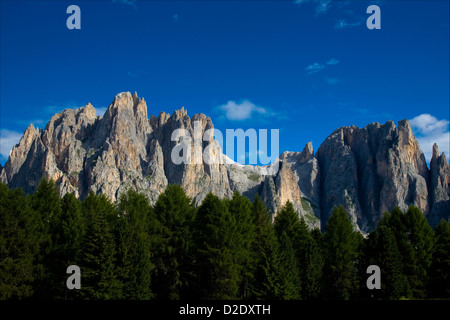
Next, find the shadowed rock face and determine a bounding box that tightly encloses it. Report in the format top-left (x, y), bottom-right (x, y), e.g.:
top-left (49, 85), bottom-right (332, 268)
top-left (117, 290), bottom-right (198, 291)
top-left (315, 120), bottom-right (431, 232)
top-left (429, 144), bottom-right (450, 226)
top-left (1, 92), bottom-right (448, 232)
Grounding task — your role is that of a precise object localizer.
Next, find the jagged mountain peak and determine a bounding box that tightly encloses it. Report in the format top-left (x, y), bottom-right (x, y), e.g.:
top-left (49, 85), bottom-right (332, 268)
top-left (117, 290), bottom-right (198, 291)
top-left (1, 92), bottom-right (448, 232)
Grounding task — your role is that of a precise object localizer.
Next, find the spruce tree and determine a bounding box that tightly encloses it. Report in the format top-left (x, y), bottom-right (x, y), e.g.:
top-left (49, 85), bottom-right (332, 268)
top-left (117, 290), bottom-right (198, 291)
top-left (151, 184), bottom-right (195, 299)
top-left (365, 224), bottom-right (408, 299)
top-left (273, 201), bottom-right (300, 241)
top-left (0, 184), bottom-right (38, 299)
top-left (385, 206), bottom-right (434, 298)
top-left (322, 205), bottom-right (360, 299)
top-left (57, 193), bottom-right (85, 299)
top-left (428, 219), bottom-right (450, 298)
top-left (273, 201), bottom-right (303, 298)
top-left (296, 218), bottom-right (324, 299)
top-left (249, 195), bottom-right (283, 299)
top-left (115, 189), bottom-right (153, 299)
top-left (30, 178), bottom-right (62, 299)
top-left (404, 205), bottom-right (434, 298)
top-left (193, 193), bottom-right (239, 299)
top-left (227, 191), bottom-right (256, 299)
top-left (79, 192), bottom-right (120, 299)
top-left (278, 231), bottom-right (301, 300)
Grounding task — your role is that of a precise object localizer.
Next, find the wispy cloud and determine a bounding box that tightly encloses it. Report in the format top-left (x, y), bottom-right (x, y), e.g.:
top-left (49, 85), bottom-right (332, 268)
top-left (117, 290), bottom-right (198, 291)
top-left (410, 114), bottom-right (450, 162)
top-left (315, 0), bottom-right (331, 16)
top-left (172, 14), bottom-right (179, 22)
top-left (335, 19), bottom-right (362, 29)
top-left (128, 70), bottom-right (146, 78)
top-left (305, 58), bottom-right (340, 75)
top-left (112, 0), bottom-right (137, 9)
top-left (305, 62), bottom-right (326, 75)
top-left (0, 129), bottom-right (22, 160)
top-left (326, 58), bottom-right (340, 65)
top-left (218, 100), bottom-right (272, 121)
top-left (294, 0), bottom-right (332, 16)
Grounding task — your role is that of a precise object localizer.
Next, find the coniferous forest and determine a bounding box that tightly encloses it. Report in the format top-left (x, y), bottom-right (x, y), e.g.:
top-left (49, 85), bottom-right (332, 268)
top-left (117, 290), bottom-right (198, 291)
top-left (0, 179), bottom-right (449, 300)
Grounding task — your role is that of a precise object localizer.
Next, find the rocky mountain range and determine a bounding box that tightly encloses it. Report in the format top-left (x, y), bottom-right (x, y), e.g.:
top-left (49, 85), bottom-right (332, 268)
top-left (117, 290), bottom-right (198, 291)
top-left (1, 92), bottom-right (449, 232)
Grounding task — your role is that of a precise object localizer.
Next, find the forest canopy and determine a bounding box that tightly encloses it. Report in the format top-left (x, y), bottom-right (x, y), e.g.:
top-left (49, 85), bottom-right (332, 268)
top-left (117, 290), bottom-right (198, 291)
top-left (0, 180), bottom-right (448, 300)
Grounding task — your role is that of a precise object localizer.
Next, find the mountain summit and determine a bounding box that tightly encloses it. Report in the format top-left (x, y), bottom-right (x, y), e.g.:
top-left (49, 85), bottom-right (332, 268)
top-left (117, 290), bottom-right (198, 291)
top-left (1, 92), bottom-right (448, 232)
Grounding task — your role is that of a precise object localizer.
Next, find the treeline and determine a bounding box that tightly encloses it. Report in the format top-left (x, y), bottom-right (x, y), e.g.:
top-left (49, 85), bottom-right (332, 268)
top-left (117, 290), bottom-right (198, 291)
top-left (0, 180), bottom-right (448, 300)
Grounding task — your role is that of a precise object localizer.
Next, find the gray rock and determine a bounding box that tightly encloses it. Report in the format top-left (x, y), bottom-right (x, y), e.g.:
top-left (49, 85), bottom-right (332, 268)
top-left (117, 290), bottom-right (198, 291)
top-left (316, 119), bottom-right (433, 232)
top-left (2, 92), bottom-right (448, 232)
top-left (429, 144), bottom-right (450, 226)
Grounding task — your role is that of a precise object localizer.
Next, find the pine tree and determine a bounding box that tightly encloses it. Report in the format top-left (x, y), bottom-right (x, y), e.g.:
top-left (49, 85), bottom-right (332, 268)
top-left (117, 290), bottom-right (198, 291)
top-left (404, 205), bottom-right (434, 298)
top-left (193, 193), bottom-right (239, 299)
top-left (249, 195), bottom-right (283, 299)
top-left (364, 224), bottom-right (408, 299)
top-left (273, 201), bottom-right (300, 241)
top-left (79, 192), bottom-right (120, 299)
top-left (151, 184), bottom-right (195, 299)
top-left (30, 178), bottom-right (62, 299)
top-left (385, 206), bottom-right (434, 298)
top-left (115, 189), bottom-right (153, 299)
top-left (278, 231), bottom-right (301, 300)
top-left (273, 201), bottom-right (303, 298)
top-left (322, 205), bottom-right (360, 299)
top-left (57, 192), bottom-right (85, 300)
top-left (296, 218), bottom-right (324, 299)
top-left (227, 191), bottom-right (256, 299)
top-left (0, 183), bottom-right (39, 299)
top-left (428, 219), bottom-right (450, 298)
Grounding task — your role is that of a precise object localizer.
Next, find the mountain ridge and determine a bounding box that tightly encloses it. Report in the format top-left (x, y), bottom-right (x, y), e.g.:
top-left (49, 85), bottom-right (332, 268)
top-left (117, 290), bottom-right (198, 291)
top-left (1, 92), bottom-right (449, 232)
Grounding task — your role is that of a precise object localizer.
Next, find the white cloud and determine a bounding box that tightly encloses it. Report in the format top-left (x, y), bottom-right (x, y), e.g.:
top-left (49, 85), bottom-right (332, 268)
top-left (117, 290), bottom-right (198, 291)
top-left (410, 114), bottom-right (450, 162)
top-left (0, 129), bottom-right (22, 160)
top-left (335, 19), bottom-right (362, 29)
top-left (218, 100), bottom-right (269, 121)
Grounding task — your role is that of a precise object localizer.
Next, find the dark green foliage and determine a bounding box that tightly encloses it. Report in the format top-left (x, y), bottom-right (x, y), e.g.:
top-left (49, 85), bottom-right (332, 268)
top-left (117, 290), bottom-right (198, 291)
top-left (274, 201), bottom-right (300, 241)
top-left (31, 178), bottom-right (62, 299)
top-left (249, 195), bottom-right (283, 299)
top-left (322, 206), bottom-right (360, 300)
top-left (403, 205), bottom-right (434, 298)
top-left (296, 218), bottom-right (324, 299)
top-left (273, 201), bottom-right (302, 299)
top-left (278, 231), bottom-right (301, 299)
top-left (0, 181), bottom-right (445, 300)
top-left (115, 189), bottom-right (153, 299)
top-left (79, 192), bottom-right (120, 299)
top-left (193, 193), bottom-right (240, 299)
top-left (56, 193), bottom-right (85, 299)
top-left (383, 205), bottom-right (435, 298)
top-left (0, 184), bottom-right (38, 299)
top-left (151, 185), bottom-right (195, 299)
top-left (364, 225), bottom-right (409, 299)
top-left (227, 191), bottom-right (256, 299)
top-left (428, 219), bottom-right (450, 298)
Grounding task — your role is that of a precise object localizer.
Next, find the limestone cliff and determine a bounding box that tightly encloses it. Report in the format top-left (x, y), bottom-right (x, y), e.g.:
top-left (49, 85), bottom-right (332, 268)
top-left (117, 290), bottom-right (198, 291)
top-left (1, 92), bottom-right (448, 232)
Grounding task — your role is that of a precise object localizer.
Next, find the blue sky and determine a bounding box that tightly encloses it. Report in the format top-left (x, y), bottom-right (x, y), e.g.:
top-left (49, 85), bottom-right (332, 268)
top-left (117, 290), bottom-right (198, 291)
top-left (1, 0), bottom-right (449, 165)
